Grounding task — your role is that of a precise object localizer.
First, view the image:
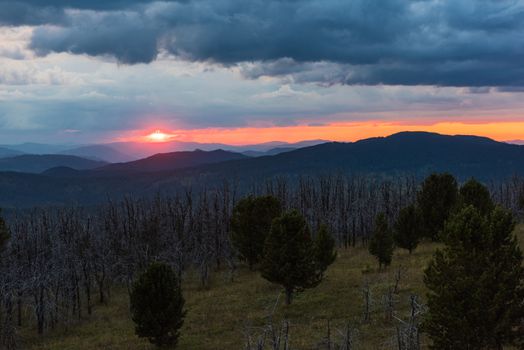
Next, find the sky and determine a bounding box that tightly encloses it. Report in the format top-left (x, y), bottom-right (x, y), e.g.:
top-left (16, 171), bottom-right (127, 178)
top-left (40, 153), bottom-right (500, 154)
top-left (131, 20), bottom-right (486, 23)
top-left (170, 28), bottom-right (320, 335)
top-left (1, 0), bottom-right (524, 145)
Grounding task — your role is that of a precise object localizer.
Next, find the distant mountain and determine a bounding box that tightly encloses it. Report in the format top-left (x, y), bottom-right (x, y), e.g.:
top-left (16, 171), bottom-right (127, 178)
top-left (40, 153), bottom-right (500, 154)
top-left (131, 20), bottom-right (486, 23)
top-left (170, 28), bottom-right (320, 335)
top-left (230, 140), bottom-right (331, 151)
top-left (0, 155), bottom-right (107, 174)
top-left (239, 139), bottom-right (328, 150)
top-left (185, 132), bottom-right (524, 181)
top-left (1, 143), bottom-right (72, 155)
top-left (1, 140), bottom-right (327, 161)
top-left (242, 147), bottom-right (296, 157)
top-left (2, 132), bottom-right (524, 207)
top-left (507, 140), bottom-right (524, 145)
top-left (0, 147), bottom-right (24, 159)
top-left (61, 145), bottom-right (132, 163)
top-left (96, 149), bottom-right (249, 174)
top-left (108, 139), bottom-right (327, 159)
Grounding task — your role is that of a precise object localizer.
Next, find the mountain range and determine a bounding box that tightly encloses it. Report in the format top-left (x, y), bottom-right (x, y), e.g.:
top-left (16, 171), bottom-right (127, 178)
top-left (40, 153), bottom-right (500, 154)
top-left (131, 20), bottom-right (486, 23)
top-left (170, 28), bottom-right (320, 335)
top-left (0, 155), bottom-right (107, 174)
top-left (0, 147), bottom-right (23, 159)
top-left (60, 145), bottom-right (133, 163)
top-left (96, 149), bottom-right (248, 174)
top-left (0, 143), bottom-right (73, 155)
top-left (0, 139), bottom-right (326, 163)
top-left (0, 132), bottom-right (523, 208)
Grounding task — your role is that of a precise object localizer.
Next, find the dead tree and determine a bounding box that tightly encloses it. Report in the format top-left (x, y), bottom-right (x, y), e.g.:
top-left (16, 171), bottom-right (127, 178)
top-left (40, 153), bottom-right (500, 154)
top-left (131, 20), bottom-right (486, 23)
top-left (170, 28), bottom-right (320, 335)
top-left (362, 282), bottom-right (372, 323)
top-left (382, 286), bottom-right (397, 323)
top-left (393, 295), bottom-right (425, 350)
top-left (393, 265), bottom-right (405, 294)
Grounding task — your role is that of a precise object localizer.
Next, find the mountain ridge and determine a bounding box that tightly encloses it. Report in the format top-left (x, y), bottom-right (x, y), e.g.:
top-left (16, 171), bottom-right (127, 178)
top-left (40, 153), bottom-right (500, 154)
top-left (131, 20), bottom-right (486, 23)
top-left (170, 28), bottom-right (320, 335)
top-left (0, 154), bottom-right (108, 174)
top-left (1, 132), bottom-right (524, 207)
top-left (169, 131), bottom-right (524, 180)
top-left (96, 149), bottom-right (249, 174)
top-left (60, 145), bottom-right (133, 163)
top-left (0, 147), bottom-right (24, 159)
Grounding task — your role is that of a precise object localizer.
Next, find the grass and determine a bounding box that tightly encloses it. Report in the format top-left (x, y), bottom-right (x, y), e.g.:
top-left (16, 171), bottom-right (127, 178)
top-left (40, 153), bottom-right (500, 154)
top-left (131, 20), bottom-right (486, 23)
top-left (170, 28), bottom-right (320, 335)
top-left (24, 225), bottom-right (524, 350)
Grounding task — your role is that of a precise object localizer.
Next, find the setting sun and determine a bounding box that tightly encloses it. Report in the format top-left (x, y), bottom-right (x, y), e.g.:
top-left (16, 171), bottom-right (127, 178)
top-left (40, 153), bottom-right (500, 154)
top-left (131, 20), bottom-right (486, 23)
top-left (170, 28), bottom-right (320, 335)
top-left (148, 130), bottom-right (170, 142)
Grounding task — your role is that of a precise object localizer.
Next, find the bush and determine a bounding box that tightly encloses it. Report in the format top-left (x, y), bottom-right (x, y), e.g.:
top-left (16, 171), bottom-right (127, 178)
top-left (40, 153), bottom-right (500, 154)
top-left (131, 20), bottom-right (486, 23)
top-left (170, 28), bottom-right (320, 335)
top-left (130, 262), bottom-right (186, 348)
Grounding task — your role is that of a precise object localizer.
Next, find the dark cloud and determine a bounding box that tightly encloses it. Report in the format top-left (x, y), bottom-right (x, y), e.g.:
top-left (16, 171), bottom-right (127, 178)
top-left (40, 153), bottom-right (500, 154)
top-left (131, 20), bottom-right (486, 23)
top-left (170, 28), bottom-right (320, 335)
top-left (0, 0), bottom-right (165, 14)
top-left (0, 2), bottom-right (65, 26)
top-left (0, 0), bottom-right (180, 25)
top-left (31, 11), bottom-right (160, 64)
top-left (4, 0), bottom-right (524, 87)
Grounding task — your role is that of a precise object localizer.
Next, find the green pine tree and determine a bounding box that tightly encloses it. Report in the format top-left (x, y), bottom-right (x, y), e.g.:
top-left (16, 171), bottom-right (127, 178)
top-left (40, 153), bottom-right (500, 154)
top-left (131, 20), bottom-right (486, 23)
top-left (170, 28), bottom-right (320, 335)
top-left (130, 262), bottom-right (186, 348)
top-left (424, 206), bottom-right (524, 349)
top-left (314, 224), bottom-right (337, 278)
top-left (261, 210), bottom-right (321, 305)
top-left (230, 195), bottom-right (281, 269)
top-left (459, 178), bottom-right (494, 216)
top-left (393, 205), bottom-right (422, 254)
top-left (417, 173), bottom-right (459, 240)
top-left (369, 213), bottom-right (394, 269)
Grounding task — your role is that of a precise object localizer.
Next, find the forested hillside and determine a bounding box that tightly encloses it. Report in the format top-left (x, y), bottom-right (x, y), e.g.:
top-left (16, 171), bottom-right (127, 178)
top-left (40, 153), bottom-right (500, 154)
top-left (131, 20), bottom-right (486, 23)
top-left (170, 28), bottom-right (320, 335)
top-left (1, 173), bottom-right (523, 349)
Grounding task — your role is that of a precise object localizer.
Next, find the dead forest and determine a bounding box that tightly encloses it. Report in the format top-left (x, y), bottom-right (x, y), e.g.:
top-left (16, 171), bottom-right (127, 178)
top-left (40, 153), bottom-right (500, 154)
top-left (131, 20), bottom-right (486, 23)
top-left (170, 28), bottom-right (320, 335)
top-left (0, 174), bottom-right (523, 349)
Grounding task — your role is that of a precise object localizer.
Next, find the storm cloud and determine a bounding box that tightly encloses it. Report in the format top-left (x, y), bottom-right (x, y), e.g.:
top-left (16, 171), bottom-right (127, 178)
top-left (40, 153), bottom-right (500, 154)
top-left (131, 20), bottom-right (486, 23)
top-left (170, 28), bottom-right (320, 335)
top-left (2, 0), bottom-right (524, 86)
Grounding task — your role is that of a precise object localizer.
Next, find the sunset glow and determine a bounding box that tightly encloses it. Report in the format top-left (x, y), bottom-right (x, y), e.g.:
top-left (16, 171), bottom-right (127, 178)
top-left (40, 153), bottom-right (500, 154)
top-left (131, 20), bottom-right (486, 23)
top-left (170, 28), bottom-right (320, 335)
top-left (2, 1), bottom-right (524, 148)
top-left (147, 130), bottom-right (170, 142)
top-left (120, 120), bottom-right (524, 146)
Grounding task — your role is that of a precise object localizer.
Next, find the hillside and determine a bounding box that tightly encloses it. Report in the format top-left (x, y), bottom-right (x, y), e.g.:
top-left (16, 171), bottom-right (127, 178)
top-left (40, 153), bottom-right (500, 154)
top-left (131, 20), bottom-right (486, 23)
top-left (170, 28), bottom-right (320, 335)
top-left (96, 149), bottom-right (249, 174)
top-left (23, 225), bottom-right (524, 350)
top-left (0, 155), bottom-right (107, 174)
top-left (0, 171), bottom-right (160, 208)
top-left (24, 241), bottom-right (438, 349)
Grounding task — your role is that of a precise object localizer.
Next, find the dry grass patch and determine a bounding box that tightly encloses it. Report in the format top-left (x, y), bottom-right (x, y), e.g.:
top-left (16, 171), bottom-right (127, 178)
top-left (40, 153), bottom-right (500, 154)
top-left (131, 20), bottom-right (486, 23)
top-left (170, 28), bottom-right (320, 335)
top-left (26, 225), bottom-right (523, 350)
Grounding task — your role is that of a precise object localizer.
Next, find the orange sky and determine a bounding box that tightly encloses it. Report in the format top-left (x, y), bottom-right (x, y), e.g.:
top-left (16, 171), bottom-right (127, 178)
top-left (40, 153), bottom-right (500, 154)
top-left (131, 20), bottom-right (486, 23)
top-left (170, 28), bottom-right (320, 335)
top-left (123, 120), bottom-right (524, 145)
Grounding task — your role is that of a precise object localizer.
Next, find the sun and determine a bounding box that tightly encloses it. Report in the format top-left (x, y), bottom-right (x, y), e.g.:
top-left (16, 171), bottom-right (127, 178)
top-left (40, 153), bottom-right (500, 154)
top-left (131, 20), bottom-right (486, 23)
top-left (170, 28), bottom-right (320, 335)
top-left (148, 130), bottom-right (170, 142)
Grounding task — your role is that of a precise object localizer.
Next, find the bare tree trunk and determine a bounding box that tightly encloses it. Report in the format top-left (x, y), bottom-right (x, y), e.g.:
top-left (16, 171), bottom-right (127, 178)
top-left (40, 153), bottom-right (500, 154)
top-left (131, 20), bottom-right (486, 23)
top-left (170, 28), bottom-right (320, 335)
top-left (363, 283), bottom-right (371, 323)
top-left (285, 289), bottom-right (293, 305)
top-left (36, 287), bottom-right (45, 335)
top-left (16, 295), bottom-right (22, 327)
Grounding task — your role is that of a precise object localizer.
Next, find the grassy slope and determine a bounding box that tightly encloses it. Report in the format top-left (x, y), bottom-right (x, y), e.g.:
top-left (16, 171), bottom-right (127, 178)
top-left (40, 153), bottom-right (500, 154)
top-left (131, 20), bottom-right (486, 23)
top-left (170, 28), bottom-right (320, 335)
top-left (25, 225), bottom-right (524, 350)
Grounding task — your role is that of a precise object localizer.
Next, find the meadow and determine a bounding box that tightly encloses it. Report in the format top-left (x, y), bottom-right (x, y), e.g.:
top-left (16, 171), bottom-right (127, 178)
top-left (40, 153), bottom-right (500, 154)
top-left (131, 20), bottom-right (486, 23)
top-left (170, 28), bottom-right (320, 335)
top-left (20, 225), bottom-right (523, 349)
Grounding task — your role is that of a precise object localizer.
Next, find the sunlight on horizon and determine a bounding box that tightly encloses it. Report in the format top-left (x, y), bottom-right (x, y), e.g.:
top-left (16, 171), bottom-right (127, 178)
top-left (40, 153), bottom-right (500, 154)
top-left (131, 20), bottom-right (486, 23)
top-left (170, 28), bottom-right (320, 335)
top-left (140, 129), bottom-right (182, 143)
top-left (114, 120), bottom-right (524, 146)
top-left (147, 130), bottom-right (171, 142)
